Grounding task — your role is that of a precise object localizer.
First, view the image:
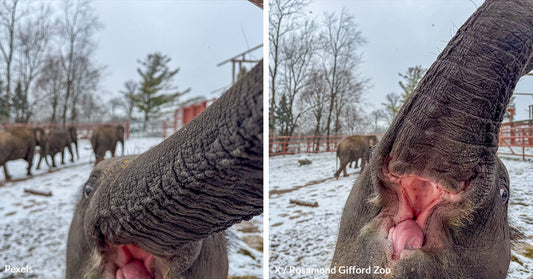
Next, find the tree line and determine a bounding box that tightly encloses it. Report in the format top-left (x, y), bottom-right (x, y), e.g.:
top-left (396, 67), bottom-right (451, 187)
top-left (0, 0), bottom-right (188, 127)
top-left (269, 0), bottom-right (432, 137)
top-left (270, 0), bottom-right (368, 137)
top-left (0, 0), bottom-right (103, 124)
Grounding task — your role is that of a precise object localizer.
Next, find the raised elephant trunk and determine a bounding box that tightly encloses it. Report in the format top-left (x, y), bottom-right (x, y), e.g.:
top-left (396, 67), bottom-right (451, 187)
top-left (380, 0), bottom-right (533, 192)
top-left (332, 1), bottom-right (533, 278)
top-left (68, 61), bottom-right (262, 278)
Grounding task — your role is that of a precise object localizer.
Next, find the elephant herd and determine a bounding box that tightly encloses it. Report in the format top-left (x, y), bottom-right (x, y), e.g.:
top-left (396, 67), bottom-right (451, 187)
top-left (0, 124), bottom-right (125, 181)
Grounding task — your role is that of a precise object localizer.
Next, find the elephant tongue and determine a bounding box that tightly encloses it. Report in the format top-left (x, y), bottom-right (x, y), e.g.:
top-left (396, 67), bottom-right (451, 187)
top-left (113, 244), bottom-right (154, 279)
top-left (116, 261), bottom-right (152, 279)
top-left (389, 219), bottom-right (423, 258)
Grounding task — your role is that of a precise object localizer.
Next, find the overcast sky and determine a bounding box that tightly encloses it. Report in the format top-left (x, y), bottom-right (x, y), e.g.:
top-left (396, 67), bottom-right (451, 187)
top-left (307, 0), bottom-right (533, 121)
top-left (90, 0), bottom-right (262, 106)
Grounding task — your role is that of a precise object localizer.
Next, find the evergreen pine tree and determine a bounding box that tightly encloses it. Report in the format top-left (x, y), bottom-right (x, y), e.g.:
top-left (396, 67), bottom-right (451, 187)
top-left (133, 52), bottom-right (190, 131)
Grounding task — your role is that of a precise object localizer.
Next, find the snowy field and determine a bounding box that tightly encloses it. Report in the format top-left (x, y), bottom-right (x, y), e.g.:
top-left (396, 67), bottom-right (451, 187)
top-left (0, 137), bottom-right (262, 279)
top-left (269, 152), bottom-right (533, 279)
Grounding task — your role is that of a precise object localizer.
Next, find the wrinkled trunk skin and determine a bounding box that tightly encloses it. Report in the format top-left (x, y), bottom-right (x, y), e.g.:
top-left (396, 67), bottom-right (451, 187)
top-left (331, 1), bottom-right (533, 278)
top-left (67, 61), bottom-right (262, 278)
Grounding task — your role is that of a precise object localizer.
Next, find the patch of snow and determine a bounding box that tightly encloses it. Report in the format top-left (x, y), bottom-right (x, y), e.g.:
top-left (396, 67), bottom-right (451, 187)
top-left (0, 137), bottom-right (261, 278)
top-left (269, 152), bottom-right (533, 279)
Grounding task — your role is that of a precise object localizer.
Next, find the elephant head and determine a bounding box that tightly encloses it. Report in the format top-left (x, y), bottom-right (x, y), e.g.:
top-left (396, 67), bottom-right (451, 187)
top-left (66, 61), bottom-right (263, 278)
top-left (331, 1), bottom-right (533, 278)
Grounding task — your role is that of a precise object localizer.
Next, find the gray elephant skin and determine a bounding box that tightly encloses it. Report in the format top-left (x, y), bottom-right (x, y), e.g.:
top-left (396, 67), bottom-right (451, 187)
top-left (331, 1), bottom-right (533, 278)
top-left (66, 61), bottom-right (262, 278)
top-left (36, 129), bottom-right (75, 169)
top-left (334, 135), bottom-right (378, 178)
top-left (68, 126), bottom-right (80, 160)
top-left (91, 124), bottom-right (125, 165)
top-left (0, 127), bottom-right (46, 180)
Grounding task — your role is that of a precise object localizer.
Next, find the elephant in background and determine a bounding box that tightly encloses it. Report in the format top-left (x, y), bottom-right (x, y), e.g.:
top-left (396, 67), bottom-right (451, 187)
top-left (36, 129), bottom-right (75, 169)
top-left (0, 127), bottom-right (46, 180)
top-left (334, 135), bottom-right (378, 178)
top-left (90, 124), bottom-right (124, 165)
top-left (66, 61), bottom-right (262, 278)
top-left (68, 126), bottom-right (79, 160)
top-left (331, 1), bottom-right (533, 278)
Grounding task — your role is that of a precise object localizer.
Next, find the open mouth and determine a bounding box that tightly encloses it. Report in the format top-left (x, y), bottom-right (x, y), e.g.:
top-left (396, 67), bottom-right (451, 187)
top-left (381, 170), bottom-right (466, 260)
top-left (102, 244), bottom-right (163, 279)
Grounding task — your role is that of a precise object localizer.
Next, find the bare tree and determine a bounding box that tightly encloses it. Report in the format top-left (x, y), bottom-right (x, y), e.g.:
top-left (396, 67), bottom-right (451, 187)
top-left (368, 109), bottom-right (386, 134)
top-left (120, 80), bottom-right (138, 121)
top-left (0, 0), bottom-right (26, 121)
top-left (36, 55), bottom-right (65, 123)
top-left (69, 55), bottom-right (103, 122)
top-left (269, 0), bottom-right (308, 131)
top-left (342, 103), bottom-right (365, 134)
top-left (13, 4), bottom-right (53, 123)
top-left (276, 19), bottom-right (317, 136)
top-left (57, 0), bottom-right (102, 125)
top-left (320, 8), bottom-right (367, 141)
top-left (78, 91), bottom-right (105, 123)
top-left (381, 92), bottom-right (402, 122)
top-left (301, 70), bottom-right (328, 138)
top-left (109, 97), bottom-right (124, 120)
top-left (332, 68), bottom-right (366, 134)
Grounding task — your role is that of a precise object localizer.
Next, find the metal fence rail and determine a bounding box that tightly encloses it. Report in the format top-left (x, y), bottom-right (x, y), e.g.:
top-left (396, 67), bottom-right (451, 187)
top-left (269, 135), bottom-right (347, 156)
top-left (0, 122), bottom-right (130, 140)
top-left (498, 122), bottom-right (533, 159)
top-left (269, 121), bottom-right (533, 159)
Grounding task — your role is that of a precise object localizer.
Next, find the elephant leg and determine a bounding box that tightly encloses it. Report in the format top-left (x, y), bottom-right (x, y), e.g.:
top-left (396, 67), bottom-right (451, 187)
top-left (348, 162), bottom-right (352, 168)
top-left (52, 156), bottom-right (57, 168)
top-left (343, 165), bottom-right (349, 177)
top-left (67, 144), bottom-right (74, 162)
top-left (111, 145), bottom-right (117, 157)
top-left (354, 159), bottom-right (359, 168)
top-left (335, 160), bottom-right (349, 178)
top-left (36, 155), bottom-right (43, 170)
top-left (61, 150), bottom-right (65, 164)
top-left (3, 164), bottom-right (11, 181)
top-left (25, 155), bottom-right (33, 176)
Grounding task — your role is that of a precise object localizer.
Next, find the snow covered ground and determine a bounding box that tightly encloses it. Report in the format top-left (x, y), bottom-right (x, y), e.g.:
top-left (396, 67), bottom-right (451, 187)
top-left (0, 137), bottom-right (262, 278)
top-left (269, 152), bottom-right (533, 279)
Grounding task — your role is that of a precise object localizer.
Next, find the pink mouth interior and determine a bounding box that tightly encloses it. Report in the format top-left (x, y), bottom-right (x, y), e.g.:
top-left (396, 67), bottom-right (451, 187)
top-left (114, 244), bottom-right (155, 279)
top-left (387, 175), bottom-right (444, 259)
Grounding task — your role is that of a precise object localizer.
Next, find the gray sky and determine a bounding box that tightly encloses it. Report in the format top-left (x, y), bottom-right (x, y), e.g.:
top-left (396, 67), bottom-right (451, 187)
top-left (91, 0), bottom-right (262, 106)
top-left (308, 0), bottom-right (533, 121)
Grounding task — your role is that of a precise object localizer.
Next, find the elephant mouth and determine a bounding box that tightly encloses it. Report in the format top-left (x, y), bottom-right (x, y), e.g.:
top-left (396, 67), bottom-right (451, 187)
top-left (380, 170), bottom-right (466, 261)
top-left (101, 244), bottom-right (164, 279)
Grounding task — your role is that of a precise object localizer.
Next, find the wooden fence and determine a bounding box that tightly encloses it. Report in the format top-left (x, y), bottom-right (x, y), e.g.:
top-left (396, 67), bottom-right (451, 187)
top-left (270, 120), bottom-right (533, 159)
top-left (0, 122), bottom-right (130, 140)
top-left (269, 135), bottom-right (347, 156)
top-left (498, 120), bottom-right (533, 159)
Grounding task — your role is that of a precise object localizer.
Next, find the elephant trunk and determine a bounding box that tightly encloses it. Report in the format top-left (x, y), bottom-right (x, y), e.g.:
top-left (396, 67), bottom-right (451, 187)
top-left (85, 61), bottom-right (263, 257)
top-left (378, 0), bottom-right (533, 192)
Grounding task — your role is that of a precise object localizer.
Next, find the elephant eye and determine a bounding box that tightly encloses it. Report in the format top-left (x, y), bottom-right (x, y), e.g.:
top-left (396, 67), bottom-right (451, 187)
top-left (84, 184), bottom-right (94, 198)
top-left (499, 188), bottom-right (508, 203)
